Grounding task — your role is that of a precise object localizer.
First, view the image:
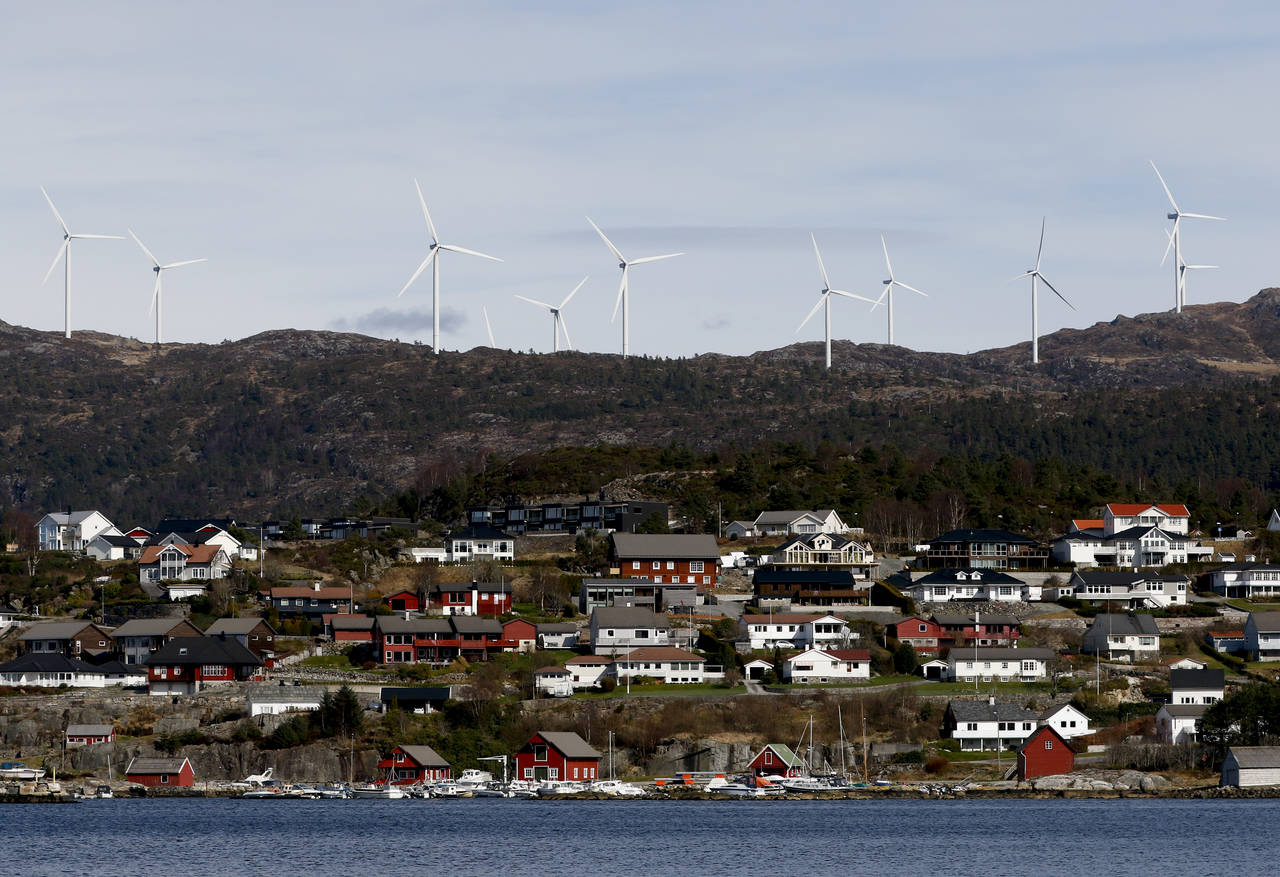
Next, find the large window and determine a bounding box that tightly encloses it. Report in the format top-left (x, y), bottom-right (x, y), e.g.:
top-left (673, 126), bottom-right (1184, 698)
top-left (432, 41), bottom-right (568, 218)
top-left (690, 561), bottom-right (704, 573)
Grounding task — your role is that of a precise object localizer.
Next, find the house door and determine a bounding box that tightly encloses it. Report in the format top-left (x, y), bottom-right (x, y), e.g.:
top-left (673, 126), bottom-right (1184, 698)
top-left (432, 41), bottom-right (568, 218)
top-left (533, 766), bottom-right (550, 781)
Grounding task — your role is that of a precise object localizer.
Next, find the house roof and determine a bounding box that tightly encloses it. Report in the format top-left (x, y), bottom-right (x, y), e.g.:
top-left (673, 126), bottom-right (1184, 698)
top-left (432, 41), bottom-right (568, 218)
top-left (534, 731), bottom-right (600, 760)
top-left (94, 534), bottom-right (141, 548)
top-left (1105, 525), bottom-right (1188, 542)
top-left (1226, 746), bottom-right (1280, 769)
top-left (449, 616), bottom-right (504, 634)
top-left (1208, 630), bottom-right (1246, 640)
top-left (205, 617), bottom-right (277, 636)
top-left (1087, 613), bottom-right (1161, 636)
top-left (143, 636), bottom-right (261, 668)
top-left (947, 699), bottom-right (1038, 723)
top-left (139, 543), bottom-right (224, 565)
top-left (431, 581), bottom-right (512, 594)
top-left (751, 743), bottom-right (803, 767)
top-left (754, 510), bottom-right (826, 526)
top-left (816, 648), bottom-right (871, 661)
top-left (957, 647), bottom-right (1054, 661)
top-left (110, 618), bottom-right (196, 638)
top-left (126, 757), bottom-right (191, 775)
top-left (1071, 519), bottom-right (1105, 531)
top-left (914, 568), bottom-right (1025, 585)
top-left (244, 686), bottom-right (326, 703)
top-left (726, 520), bottom-right (755, 530)
top-left (17, 620), bottom-right (103, 641)
top-left (932, 612), bottom-right (1020, 627)
top-left (1039, 703), bottom-right (1087, 722)
top-left (271, 586), bottom-right (351, 600)
top-left (1160, 703), bottom-right (1208, 718)
top-left (65, 724), bottom-right (113, 737)
top-left (534, 665), bottom-right (571, 676)
top-left (752, 569), bottom-right (858, 586)
top-left (565, 655), bottom-right (612, 665)
top-left (1215, 562), bottom-right (1280, 574)
top-left (1250, 612), bottom-right (1280, 633)
top-left (42, 510), bottom-right (107, 525)
top-left (928, 528), bottom-right (1039, 545)
top-left (774, 533), bottom-right (864, 552)
top-left (376, 616), bottom-right (452, 635)
top-left (396, 744), bottom-right (451, 768)
top-left (618, 647), bottom-right (705, 663)
top-left (1170, 668), bottom-right (1225, 690)
top-left (591, 607), bottom-right (669, 629)
top-left (740, 613), bottom-right (831, 626)
top-left (610, 533), bottom-right (719, 560)
top-left (446, 524), bottom-right (514, 541)
top-left (1074, 570), bottom-right (1187, 586)
top-left (328, 615), bottom-right (375, 631)
top-left (536, 623), bottom-right (578, 634)
top-left (1106, 503), bottom-right (1190, 517)
top-left (0, 653), bottom-right (105, 674)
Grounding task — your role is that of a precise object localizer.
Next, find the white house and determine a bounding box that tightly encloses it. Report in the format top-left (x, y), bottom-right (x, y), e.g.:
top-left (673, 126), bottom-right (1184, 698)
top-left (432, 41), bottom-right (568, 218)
top-left (615, 647), bottom-right (708, 684)
top-left (1068, 571), bottom-right (1187, 609)
top-left (535, 623), bottom-right (579, 650)
top-left (1038, 703), bottom-right (1093, 740)
top-left (151, 527), bottom-right (245, 561)
top-left (564, 655), bottom-right (612, 689)
top-left (1155, 703), bottom-right (1206, 744)
top-left (533, 666), bottom-right (574, 697)
top-left (899, 568), bottom-right (1032, 603)
top-left (405, 546), bottom-right (448, 564)
top-left (1053, 504), bottom-right (1208, 568)
top-left (765, 533), bottom-right (876, 579)
top-left (1221, 746), bottom-right (1280, 787)
top-left (246, 686), bottom-right (326, 717)
top-left (783, 648), bottom-right (871, 683)
top-left (1245, 612), bottom-right (1280, 661)
top-left (0, 653), bottom-right (143, 688)
top-left (945, 698), bottom-right (1039, 751)
top-left (589, 607), bottom-right (671, 656)
top-left (444, 525), bottom-right (515, 563)
top-left (750, 510), bottom-right (849, 537)
top-left (1169, 668), bottom-right (1224, 705)
top-left (736, 613), bottom-right (855, 652)
top-left (138, 544), bottom-right (232, 585)
top-left (85, 534), bottom-right (145, 561)
top-left (37, 510), bottom-right (119, 553)
top-left (947, 648), bottom-right (1053, 683)
top-left (1207, 563), bottom-right (1280, 600)
top-left (1081, 613), bottom-right (1161, 661)
top-left (1104, 503), bottom-right (1191, 536)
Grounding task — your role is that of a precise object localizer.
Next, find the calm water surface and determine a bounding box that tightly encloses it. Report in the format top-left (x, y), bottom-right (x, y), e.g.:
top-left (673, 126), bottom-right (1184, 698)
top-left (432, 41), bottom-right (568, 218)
top-left (9, 797), bottom-right (1273, 876)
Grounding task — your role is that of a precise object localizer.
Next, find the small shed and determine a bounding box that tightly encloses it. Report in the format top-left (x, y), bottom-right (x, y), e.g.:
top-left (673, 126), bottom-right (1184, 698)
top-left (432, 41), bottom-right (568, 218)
top-left (533, 666), bottom-right (573, 697)
top-left (1016, 725), bottom-right (1076, 781)
top-left (125, 756), bottom-right (195, 787)
top-left (1221, 746), bottom-right (1280, 787)
top-left (65, 724), bottom-right (114, 748)
top-left (746, 743), bottom-right (805, 777)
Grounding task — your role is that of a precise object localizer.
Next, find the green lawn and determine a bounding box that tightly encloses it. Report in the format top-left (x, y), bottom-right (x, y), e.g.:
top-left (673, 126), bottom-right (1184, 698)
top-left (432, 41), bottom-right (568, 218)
top-left (913, 680), bottom-right (1052, 696)
top-left (1226, 598), bottom-right (1280, 612)
top-left (575, 683), bottom-right (743, 698)
top-left (299, 655), bottom-right (356, 669)
top-left (768, 675), bottom-right (920, 690)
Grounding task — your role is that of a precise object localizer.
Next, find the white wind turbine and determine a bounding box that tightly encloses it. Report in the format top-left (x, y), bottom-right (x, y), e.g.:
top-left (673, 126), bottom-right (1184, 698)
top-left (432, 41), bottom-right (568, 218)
top-left (870, 235), bottom-right (928, 345)
top-left (1013, 218), bottom-right (1074, 365)
top-left (482, 305), bottom-right (496, 348)
top-left (128, 231), bottom-right (207, 344)
top-left (586, 218), bottom-right (683, 357)
top-left (797, 235), bottom-right (880, 370)
top-left (398, 180), bottom-right (502, 354)
top-left (40, 187), bottom-right (123, 339)
top-left (1150, 161), bottom-right (1224, 313)
top-left (1164, 229), bottom-right (1218, 309)
top-left (514, 276), bottom-right (588, 352)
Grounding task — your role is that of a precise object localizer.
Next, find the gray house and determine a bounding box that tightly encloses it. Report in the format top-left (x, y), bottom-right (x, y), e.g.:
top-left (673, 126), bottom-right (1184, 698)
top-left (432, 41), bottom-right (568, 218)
top-left (1221, 746), bottom-right (1280, 787)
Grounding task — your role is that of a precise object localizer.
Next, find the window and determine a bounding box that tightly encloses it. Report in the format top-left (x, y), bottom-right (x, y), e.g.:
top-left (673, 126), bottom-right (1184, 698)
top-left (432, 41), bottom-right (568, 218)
top-left (702, 576), bottom-right (710, 585)
top-left (652, 561), bottom-right (661, 570)
top-left (549, 768), bottom-right (559, 779)
top-left (161, 775), bottom-right (170, 784)
top-left (690, 561), bottom-right (704, 573)
top-left (533, 744), bottom-right (548, 762)
top-left (653, 576), bottom-right (662, 583)
top-left (632, 562), bottom-right (641, 570)
top-left (666, 561), bottom-right (674, 570)
top-left (919, 624), bottom-right (928, 633)
top-left (524, 768), bottom-right (533, 779)
top-left (1044, 740), bottom-right (1053, 750)
top-left (572, 768), bottom-right (579, 779)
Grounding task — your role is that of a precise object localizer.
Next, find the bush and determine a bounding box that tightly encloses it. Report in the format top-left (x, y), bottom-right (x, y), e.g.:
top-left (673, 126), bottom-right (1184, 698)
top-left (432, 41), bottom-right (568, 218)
top-left (936, 738), bottom-right (960, 752)
top-left (923, 756), bottom-right (950, 775)
top-left (598, 678), bottom-right (617, 693)
top-left (891, 749), bottom-right (924, 764)
top-left (232, 720), bottom-right (263, 743)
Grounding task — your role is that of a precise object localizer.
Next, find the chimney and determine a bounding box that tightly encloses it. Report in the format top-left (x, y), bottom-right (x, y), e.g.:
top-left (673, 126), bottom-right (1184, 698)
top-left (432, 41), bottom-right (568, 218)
top-left (471, 580), bottom-right (479, 616)
top-left (313, 582), bottom-right (322, 592)
top-left (988, 695), bottom-right (995, 707)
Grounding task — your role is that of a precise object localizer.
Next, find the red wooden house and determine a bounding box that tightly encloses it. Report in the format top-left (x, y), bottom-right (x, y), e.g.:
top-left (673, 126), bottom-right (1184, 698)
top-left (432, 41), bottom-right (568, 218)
top-left (143, 636), bottom-right (263, 695)
top-left (610, 533), bottom-right (719, 588)
top-left (384, 590), bottom-right (422, 613)
top-left (125, 756), bottom-right (195, 787)
top-left (747, 743), bottom-right (806, 777)
top-left (327, 614), bottom-right (374, 644)
top-left (377, 745), bottom-right (452, 784)
top-left (430, 581), bottom-right (513, 616)
top-left (515, 731), bottom-right (601, 783)
top-left (503, 618), bottom-right (538, 652)
top-left (65, 723), bottom-right (114, 748)
top-left (1016, 725), bottom-right (1076, 781)
top-left (889, 617), bottom-right (944, 656)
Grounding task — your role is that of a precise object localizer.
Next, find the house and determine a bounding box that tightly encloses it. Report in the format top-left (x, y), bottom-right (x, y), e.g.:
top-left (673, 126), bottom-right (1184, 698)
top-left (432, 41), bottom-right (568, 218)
top-left (503, 618), bottom-right (538, 652)
top-left (932, 612), bottom-right (1021, 648)
top-left (143, 636), bottom-right (263, 695)
top-left (1052, 525), bottom-right (1208, 569)
top-left (919, 528), bottom-right (1049, 570)
top-left (1155, 703), bottom-right (1206, 744)
top-left (725, 520), bottom-right (756, 539)
top-left (205, 617), bottom-right (279, 665)
top-left (110, 618), bottom-right (204, 665)
top-left (1104, 503), bottom-right (1191, 535)
top-left (326, 614), bottom-right (374, 644)
top-left (944, 698), bottom-right (1039, 751)
top-left (1163, 656), bottom-right (1209, 671)
top-left (65, 723), bottom-right (114, 747)
top-left (148, 525), bottom-right (245, 561)
top-left (514, 731), bottom-right (601, 783)
top-left (0, 653), bottom-right (142, 688)
top-left (919, 658), bottom-right (950, 680)
top-left (36, 510), bottom-right (119, 552)
top-left (735, 613), bottom-right (855, 653)
top-left (746, 743), bottom-right (805, 777)
top-left (1221, 746), bottom-right (1280, 787)
top-left (1038, 703), bottom-right (1093, 740)
top-left (750, 510), bottom-right (850, 537)
top-left (467, 498), bottom-right (668, 535)
top-left (533, 666), bottom-right (574, 697)
top-left (384, 590), bottom-right (422, 613)
top-left (1245, 612), bottom-right (1280, 661)
top-left (1207, 630), bottom-right (1247, 654)
top-left (125, 756), bottom-right (194, 787)
top-left (246, 686), bottom-right (326, 717)
top-left (377, 744), bottom-right (452, 784)
top-left (138, 544), bottom-right (232, 586)
top-left (270, 583), bottom-right (353, 619)
top-left (888, 617), bottom-right (945, 657)
top-left (578, 577), bottom-right (698, 614)
top-left (752, 569), bottom-right (870, 608)
top-left (86, 534), bottom-right (145, 561)
top-left (783, 648), bottom-right (871, 683)
top-left (1169, 668), bottom-right (1225, 705)
top-left (373, 615), bottom-right (511, 665)
top-left (590, 607), bottom-right (671, 656)
top-left (379, 686), bottom-right (452, 714)
top-left (18, 620), bottom-right (113, 659)
top-left (610, 533), bottom-right (720, 588)
top-left (763, 532), bottom-right (875, 580)
top-left (1206, 563), bottom-right (1280, 600)
top-left (615, 647), bottom-right (708, 684)
top-left (444, 525), bottom-right (515, 563)
top-left (1017, 725), bottom-right (1076, 781)
top-left (429, 580), bottom-right (512, 616)
top-left (1067, 571), bottom-right (1188, 609)
top-left (564, 655), bottom-right (612, 689)
top-left (536, 623), bottom-right (579, 650)
top-left (898, 568), bottom-right (1033, 604)
top-left (1081, 613), bottom-right (1161, 661)
top-left (947, 648), bottom-right (1053, 683)
top-left (1270, 511), bottom-right (1280, 533)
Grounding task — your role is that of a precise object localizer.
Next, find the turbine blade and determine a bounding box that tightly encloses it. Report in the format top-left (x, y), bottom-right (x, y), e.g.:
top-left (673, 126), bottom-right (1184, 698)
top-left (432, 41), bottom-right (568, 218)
top-left (148, 274), bottom-right (161, 315)
top-left (796, 295), bottom-right (826, 333)
top-left (1036, 217), bottom-right (1046, 271)
top-left (611, 268), bottom-right (627, 322)
top-left (437, 244), bottom-right (502, 262)
top-left (70, 234), bottom-right (125, 240)
top-left (587, 217), bottom-right (626, 263)
top-left (483, 305), bottom-right (495, 347)
top-left (514, 294), bottom-right (554, 310)
top-left (829, 289), bottom-right (879, 305)
top-left (629, 253), bottom-right (683, 264)
top-left (1181, 212), bottom-right (1226, 221)
top-left (414, 179), bottom-right (439, 244)
top-left (1149, 160), bottom-right (1179, 212)
top-left (1161, 217), bottom-right (1180, 265)
top-left (1185, 264), bottom-right (1219, 270)
top-left (397, 249), bottom-right (436, 297)
top-left (881, 235), bottom-right (894, 279)
top-left (1010, 271), bottom-right (1035, 282)
top-left (1039, 274), bottom-right (1075, 311)
top-left (559, 276), bottom-right (588, 309)
top-left (895, 280), bottom-right (928, 297)
top-left (811, 233), bottom-right (832, 291)
top-left (869, 289), bottom-right (888, 312)
top-left (41, 187), bottom-right (70, 236)
top-left (129, 229), bottom-right (161, 268)
top-left (558, 312), bottom-right (573, 350)
top-left (160, 258), bottom-right (207, 270)
top-left (42, 239), bottom-right (69, 285)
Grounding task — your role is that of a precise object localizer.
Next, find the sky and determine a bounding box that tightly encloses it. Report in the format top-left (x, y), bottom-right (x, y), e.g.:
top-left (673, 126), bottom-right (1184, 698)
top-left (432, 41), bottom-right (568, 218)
top-left (3, 2), bottom-right (1279, 358)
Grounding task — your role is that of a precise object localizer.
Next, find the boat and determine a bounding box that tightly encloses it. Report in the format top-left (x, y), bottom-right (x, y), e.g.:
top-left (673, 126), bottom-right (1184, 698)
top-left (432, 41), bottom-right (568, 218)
top-left (0, 762), bottom-right (46, 780)
top-left (473, 781), bottom-right (515, 798)
top-left (351, 783), bottom-right (406, 799)
top-left (454, 768), bottom-right (494, 792)
top-left (711, 776), bottom-right (784, 798)
top-left (536, 780), bottom-right (586, 797)
top-left (588, 779), bottom-right (646, 797)
top-left (315, 784), bottom-right (350, 799)
top-left (94, 784), bottom-right (113, 799)
top-left (430, 782), bottom-right (471, 798)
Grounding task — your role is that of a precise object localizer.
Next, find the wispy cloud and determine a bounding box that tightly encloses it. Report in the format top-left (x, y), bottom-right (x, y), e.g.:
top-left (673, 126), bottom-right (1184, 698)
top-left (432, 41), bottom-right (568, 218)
top-left (330, 307), bottom-right (465, 336)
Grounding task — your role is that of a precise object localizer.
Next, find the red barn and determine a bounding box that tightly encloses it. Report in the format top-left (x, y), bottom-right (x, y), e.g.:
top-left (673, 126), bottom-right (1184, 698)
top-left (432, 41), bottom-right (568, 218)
top-left (377, 745), bottom-right (452, 785)
top-left (125, 756), bottom-right (195, 787)
top-left (747, 743), bottom-right (806, 777)
top-left (514, 731), bottom-right (601, 783)
top-left (385, 590), bottom-right (422, 613)
top-left (1017, 725), bottom-right (1076, 781)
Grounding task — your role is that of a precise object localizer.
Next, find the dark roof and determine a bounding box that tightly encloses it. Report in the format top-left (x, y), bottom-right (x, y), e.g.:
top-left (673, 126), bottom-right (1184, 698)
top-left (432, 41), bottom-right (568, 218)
top-left (329, 615), bottom-right (375, 631)
top-left (430, 581), bottom-right (512, 594)
top-left (397, 744), bottom-right (450, 768)
top-left (1170, 668), bottom-right (1225, 690)
top-left (536, 623), bottom-right (578, 634)
top-left (1249, 611), bottom-right (1280, 632)
top-left (1086, 613), bottom-right (1161, 636)
top-left (380, 686), bottom-right (451, 705)
top-left (94, 534), bottom-right (141, 548)
top-left (376, 616), bottom-right (452, 635)
top-left (0, 653), bottom-right (105, 674)
top-left (914, 568), bottom-right (1025, 585)
top-left (610, 533), bottom-right (719, 560)
top-left (143, 636), bottom-right (261, 668)
top-left (126, 757), bottom-right (191, 775)
top-left (1073, 571), bottom-right (1188, 586)
top-left (947, 699), bottom-right (1038, 723)
top-left (1215, 562), bottom-right (1280, 573)
top-left (534, 731), bottom-right (600, 760)
top-left (928, 529), bottom-right (1038, 545)
top-left (18, 620), bottom-right (102, 641)
top-left (1227, 746), bottom-right (1280, 769)
top-left (773, 533), bottom-right (864, 552)
top-left (752, 569), bottom-right (857, 585)
top-left (446, 524), bottom-right (513, 541)
top-left (110, 618), bottom-right (197, 638)
top-left (932, 612), bottom-right (1020, 627)
top-left (1160, 704), bottom-right (1208, 718)
top-left (205, 618), bottom-right (277, 636)
top-left (448, 616), bottom-right (503, 634)
top-left (1105, 525), bottom-right (1188, 541)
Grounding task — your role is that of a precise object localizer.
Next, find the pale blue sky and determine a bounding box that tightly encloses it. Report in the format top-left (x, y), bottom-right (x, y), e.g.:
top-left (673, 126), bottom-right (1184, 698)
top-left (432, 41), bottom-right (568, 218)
top-left (3, 2), bottom-right (1279, 356)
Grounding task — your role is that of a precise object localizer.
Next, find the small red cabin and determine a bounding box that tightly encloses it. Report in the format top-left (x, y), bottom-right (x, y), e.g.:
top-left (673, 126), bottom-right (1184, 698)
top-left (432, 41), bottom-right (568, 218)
top-left (747, 743), bottom-right (806, 777)
top-left (125, 756), bottom-right (195, 787)
top-left (514, 731), bottom-right (601, 783)
top-left (1017, 725), bottom-right (1076, 781)
top-left (377, 745), bottom-right (451, 784)
top-left (502, 618), bottom-right (538, 651)
top-left (385, 590), bottom-right (422, 613)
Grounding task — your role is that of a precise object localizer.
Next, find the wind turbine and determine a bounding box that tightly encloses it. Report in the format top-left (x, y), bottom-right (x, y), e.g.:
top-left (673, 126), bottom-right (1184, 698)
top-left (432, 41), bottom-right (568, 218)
top-left (1164, 229), bottom-right (1218, 309)
top-left (482, 305), bottom-right (496, 348)
top-left (586, 218), bottom-right (683, 357)
top-left (1013, 218), bottom-right (1074, 365)
top-left (128, 231), bottom-right (207, 344)
top-left (39, 187), bottom-right (123, 339)
top-left (796, 235), bottom-right (879, 370)
top-left (870, 235), bottom-right (928, 345)
top-left (1150, 161), bottom-right (1224, 313)
top-left (397, 180), bottom-right (502, 354)
top-left (514, 276), bottom-right (588, 352)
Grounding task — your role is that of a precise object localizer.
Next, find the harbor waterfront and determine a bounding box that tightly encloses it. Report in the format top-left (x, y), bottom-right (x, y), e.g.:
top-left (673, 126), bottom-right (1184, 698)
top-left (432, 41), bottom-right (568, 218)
top-left (9, 797), bottom-right (1279, 876)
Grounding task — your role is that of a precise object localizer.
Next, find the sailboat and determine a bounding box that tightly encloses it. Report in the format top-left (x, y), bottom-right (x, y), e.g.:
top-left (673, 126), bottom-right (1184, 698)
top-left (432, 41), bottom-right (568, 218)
top-left (588, 732), bottom-right (645, 796)
top-left (781, 713), bottom-right (851, 793)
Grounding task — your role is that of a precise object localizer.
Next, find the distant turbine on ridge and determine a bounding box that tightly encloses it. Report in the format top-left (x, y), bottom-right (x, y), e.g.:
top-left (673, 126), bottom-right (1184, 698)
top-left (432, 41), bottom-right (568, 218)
top-left (1164, 229), bottom-right (1218, 309)
top-left (515, 276), bottom-right (588, 353)
top-left (398, 180), bottom-right (502, 354)
top-left (586, 218), bottom-right (683, 357)
top-left (870, 235), bottom-right (928, 346)
top-left (129, 231), bottom-right (207, 345)
top-left (796, 235), bottom-right (879, 370)
top-left (40, 187), bottom-right (123, 339)
top-left (1012, 218), bottom-right (1074, 365)
top-left (1150, 161), bottom-right (1224, 314)
top-left (482, 305), bottom-right (496, 348)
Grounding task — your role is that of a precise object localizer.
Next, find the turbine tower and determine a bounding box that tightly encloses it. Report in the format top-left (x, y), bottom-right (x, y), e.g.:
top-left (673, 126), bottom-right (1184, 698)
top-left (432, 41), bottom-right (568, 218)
top-left (1165, 229), bottom-right (1218, 309)
top-left (515, 276), bottom-right (588, 352)
top-left (129, 231), bottom-right (207, 344)
top-left (797, 234), bottom-right (879, 370)
top-left (870, 235), bottom-right (928, 346)
top-left (1013, 218), bottom-right (1074, 364)
top-left (398, 180), bottom-right (502, 354)
top-left (1150, 161), bottom-right (1224, 313)
top-left (586, 218), bottom-right (683, 357)
top-left (40, 187), bottom-right (123, 339)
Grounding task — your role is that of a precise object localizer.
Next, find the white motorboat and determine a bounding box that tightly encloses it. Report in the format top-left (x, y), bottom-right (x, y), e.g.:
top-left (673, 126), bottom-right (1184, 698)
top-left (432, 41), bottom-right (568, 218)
top-left (711, 776), bottom-right (784, 798)
top-left (589, 779), bottom-right (646, 797)
top-left (94, 784), bottom-right (114, 799)
top-left (351, 783), bottom-right (407, 799)
top-left (430, 782), bottom-right (471, 798)
top-left (537, 780), bottom-right (586, 797)
top-left (473, 781), bottom-right (516, 798)
top-left (0, 762), bottom-right (46, 781)
top-left (455, 768), bottom-right (494, 792)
